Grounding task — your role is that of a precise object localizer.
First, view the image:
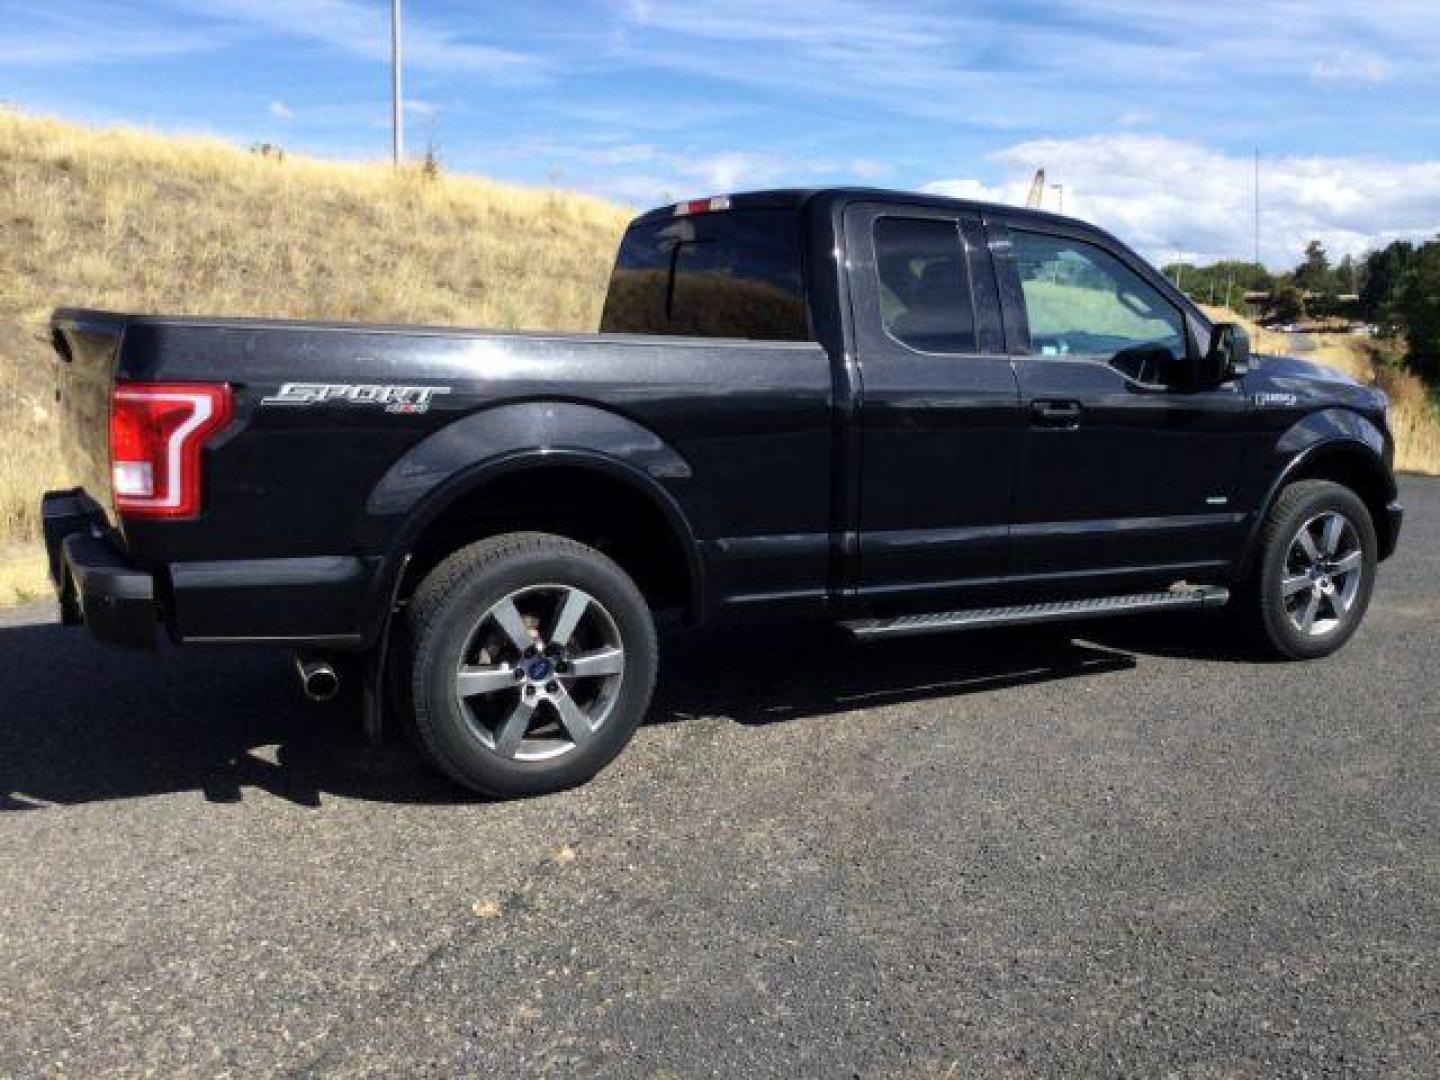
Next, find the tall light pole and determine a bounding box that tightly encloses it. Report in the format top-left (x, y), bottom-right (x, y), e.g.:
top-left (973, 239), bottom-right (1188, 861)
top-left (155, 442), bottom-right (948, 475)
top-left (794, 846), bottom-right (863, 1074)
top-left (391, 0), bottom-right (404, 165)
top-left (1049, 183), bottom-right (1064, 215)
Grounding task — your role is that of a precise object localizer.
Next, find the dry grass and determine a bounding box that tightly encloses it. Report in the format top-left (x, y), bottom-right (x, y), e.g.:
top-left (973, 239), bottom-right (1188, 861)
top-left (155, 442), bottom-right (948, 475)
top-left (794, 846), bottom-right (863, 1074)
top-left (1369, 358), bottom-right (1440, 476)
top-left (1205, 306), bottom-right (1440, 475)
top-left (0, 546), bottom-right (48, 606)
top-left (0, 106), bottom-right (631, 557)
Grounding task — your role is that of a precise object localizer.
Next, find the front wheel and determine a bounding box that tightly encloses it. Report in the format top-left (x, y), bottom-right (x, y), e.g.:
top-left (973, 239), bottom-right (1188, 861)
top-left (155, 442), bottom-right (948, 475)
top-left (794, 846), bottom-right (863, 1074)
top-left (406, 533), bottom-right (658, 798)
top-left (1248, 480), bottom-right (1377, 660)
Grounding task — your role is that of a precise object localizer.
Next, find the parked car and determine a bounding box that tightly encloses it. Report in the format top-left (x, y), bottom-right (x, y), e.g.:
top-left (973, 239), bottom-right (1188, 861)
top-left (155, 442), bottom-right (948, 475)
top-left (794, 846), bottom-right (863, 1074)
top-left (44, 188), bottom-right (1403, 796)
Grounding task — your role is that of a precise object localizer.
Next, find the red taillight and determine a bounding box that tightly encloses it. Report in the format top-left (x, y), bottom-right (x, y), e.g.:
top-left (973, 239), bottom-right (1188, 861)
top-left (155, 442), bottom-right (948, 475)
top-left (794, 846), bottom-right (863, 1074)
top-left (110, 383), bottom-right (232, 518)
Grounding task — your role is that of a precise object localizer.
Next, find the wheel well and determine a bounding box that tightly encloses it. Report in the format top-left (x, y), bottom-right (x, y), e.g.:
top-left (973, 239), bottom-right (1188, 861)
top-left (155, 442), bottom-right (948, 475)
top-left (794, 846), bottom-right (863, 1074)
top-left (1283, 445), bottom-right (1394, 550)
top-left (397, 465), bottom-right (695, 616)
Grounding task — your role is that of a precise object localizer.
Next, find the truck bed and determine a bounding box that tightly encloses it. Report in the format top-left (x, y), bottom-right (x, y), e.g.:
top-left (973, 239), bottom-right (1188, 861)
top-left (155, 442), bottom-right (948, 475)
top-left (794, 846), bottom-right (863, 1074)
top-left (51, 308), bottom-right (835, 644)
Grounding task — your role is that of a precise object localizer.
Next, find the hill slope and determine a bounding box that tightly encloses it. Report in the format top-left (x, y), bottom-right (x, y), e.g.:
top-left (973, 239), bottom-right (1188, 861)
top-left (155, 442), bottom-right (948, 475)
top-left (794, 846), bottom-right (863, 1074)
top-left (0, 109), bottom-right (631, 600)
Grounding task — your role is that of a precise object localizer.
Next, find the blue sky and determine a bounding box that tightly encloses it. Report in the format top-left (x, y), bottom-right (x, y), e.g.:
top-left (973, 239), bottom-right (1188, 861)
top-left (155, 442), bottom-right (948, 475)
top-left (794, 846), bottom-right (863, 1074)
top-left (4, 0), bottom-right (1440, 267)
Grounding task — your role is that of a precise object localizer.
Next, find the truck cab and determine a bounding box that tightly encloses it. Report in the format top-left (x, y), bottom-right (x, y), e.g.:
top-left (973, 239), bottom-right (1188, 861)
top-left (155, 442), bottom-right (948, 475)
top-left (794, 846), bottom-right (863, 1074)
top-left (603, 190), bottom-right (1398, 619)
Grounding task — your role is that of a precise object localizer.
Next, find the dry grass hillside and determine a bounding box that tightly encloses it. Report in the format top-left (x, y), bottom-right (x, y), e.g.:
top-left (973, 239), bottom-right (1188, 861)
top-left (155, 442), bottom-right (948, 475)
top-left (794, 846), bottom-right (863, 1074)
top-left (0, 108), bottom-right (632, 602)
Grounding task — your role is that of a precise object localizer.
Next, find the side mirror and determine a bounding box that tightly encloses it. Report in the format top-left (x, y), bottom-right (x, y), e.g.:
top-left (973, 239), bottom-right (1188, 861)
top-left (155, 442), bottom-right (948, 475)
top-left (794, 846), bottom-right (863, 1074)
top-left (1201, 322), bottom-right (1250, 386)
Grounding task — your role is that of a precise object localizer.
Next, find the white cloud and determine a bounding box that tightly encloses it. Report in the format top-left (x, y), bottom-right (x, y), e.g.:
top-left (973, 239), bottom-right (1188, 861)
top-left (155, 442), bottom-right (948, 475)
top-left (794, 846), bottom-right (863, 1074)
top-left (923, 177), bottom-right (1021, 204)
top-left (267, 99), bottom-right (293, 119)
top-left (850, 158), bottom-right (892, 181)
top-left (926, 134), bottom-right (1440, 269)
top-left (1310, 49), bottom-right (1394, 83)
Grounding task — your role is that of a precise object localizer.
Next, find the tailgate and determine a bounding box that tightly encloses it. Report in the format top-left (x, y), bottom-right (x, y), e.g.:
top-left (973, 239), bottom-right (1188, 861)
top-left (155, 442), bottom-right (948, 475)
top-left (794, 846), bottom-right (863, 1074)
top-left (51, 308), bottom-right (127, 519)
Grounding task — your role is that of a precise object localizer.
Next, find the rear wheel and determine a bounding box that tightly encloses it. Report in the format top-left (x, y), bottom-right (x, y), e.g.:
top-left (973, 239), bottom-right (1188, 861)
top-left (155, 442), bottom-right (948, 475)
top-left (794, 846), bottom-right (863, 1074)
top-left (1248, 480), bottom-right (1376, 660)
top-left (406, 532), bottom-right (658, 797)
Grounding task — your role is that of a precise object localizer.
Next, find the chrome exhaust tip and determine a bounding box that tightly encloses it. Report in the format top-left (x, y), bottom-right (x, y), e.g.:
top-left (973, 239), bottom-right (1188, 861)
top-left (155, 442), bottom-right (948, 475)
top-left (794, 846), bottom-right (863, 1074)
top-left (294, 652), bottom-right (341, 703)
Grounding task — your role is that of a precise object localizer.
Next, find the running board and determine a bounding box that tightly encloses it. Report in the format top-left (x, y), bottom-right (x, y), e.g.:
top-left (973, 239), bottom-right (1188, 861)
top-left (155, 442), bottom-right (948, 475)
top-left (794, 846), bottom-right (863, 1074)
top-left (842, 587), bottom-right (1230, 641)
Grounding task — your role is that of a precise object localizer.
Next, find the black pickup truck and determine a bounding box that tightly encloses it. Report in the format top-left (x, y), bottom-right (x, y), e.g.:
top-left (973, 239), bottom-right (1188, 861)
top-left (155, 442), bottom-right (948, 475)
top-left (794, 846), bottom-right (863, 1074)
top-left (43, 188), bottom-right (1403, 796)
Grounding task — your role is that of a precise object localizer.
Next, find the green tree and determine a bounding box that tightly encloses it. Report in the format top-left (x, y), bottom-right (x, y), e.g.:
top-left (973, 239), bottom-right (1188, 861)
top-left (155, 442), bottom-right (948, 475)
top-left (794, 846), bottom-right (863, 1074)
top-left (1271, 282), bottom-right (1306, 324)
top-left (1293, 240), bottom-right (1339, 315)
top-left (1359, 240), bottom-right (1416, 326)
top-left (1395, 241), bottom-right (1440, 379)
top-left (1335, 254), bottom-right (1359, 295)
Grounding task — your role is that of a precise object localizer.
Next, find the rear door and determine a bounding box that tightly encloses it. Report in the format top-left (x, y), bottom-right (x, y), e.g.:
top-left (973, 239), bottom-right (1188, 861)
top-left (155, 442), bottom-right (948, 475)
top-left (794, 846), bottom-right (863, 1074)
top-left (992, 220), bottom-right (1249, 592)
top-left (844, 203), bottom-right (1020, 605)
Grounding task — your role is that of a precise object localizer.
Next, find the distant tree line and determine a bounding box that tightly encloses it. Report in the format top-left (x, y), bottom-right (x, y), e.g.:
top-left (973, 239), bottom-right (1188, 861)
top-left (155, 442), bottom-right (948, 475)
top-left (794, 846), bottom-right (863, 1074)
top-left (1165, 235), bottom-right (1440, 381)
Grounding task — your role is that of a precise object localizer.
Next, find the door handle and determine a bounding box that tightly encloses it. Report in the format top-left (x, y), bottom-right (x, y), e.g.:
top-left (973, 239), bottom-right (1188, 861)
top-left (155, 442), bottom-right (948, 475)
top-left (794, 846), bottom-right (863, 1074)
top-left (1030, 399), bottom-right (1083, 428)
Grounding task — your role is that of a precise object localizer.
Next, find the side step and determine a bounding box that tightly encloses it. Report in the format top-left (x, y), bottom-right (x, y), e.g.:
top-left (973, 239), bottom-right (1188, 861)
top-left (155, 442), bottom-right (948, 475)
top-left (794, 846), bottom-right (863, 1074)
top-left (842, 587), bottom-right (1230, 641)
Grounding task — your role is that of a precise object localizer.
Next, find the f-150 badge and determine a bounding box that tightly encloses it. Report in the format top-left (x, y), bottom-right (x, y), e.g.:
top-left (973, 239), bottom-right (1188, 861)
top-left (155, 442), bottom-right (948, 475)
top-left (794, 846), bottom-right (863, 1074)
top-left (261, 383), bottom-right (452, 414)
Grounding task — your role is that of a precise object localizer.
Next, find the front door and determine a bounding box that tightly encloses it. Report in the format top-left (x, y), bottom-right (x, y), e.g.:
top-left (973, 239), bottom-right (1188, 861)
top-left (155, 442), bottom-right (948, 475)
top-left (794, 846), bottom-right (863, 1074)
top-left (844, 203), bottom-right (1021, 606)
top-left (994, 221), bottom-right (1249, 594)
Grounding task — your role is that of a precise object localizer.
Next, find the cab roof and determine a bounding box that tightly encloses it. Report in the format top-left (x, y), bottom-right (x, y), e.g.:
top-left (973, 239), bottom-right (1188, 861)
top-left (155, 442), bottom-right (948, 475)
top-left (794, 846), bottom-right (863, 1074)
top-left (630, 186), bottom-right (1087, 231)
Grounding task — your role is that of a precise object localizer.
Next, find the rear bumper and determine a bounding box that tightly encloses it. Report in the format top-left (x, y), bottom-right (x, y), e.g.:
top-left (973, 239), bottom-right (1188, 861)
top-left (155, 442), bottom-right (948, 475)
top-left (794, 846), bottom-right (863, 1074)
top-left (43, 490), bottom-right (157, 649)
top-left (43, 489), bottom-right (378, 648)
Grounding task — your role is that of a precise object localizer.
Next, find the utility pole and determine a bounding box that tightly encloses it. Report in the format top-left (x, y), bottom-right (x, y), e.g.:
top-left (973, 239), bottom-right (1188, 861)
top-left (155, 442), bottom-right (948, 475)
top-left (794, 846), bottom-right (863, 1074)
top-left (391, 0), bottom-right (404, 165)
top-left (1253, 147), bottom-right (1260, 269)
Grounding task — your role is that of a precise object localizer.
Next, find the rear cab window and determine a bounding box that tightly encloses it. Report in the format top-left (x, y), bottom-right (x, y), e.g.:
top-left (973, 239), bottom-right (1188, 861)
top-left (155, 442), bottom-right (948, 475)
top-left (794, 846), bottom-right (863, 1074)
top-left (872, 216), bottom-right (977, 354)
top-left (601, 208), bottom-right (811, 341)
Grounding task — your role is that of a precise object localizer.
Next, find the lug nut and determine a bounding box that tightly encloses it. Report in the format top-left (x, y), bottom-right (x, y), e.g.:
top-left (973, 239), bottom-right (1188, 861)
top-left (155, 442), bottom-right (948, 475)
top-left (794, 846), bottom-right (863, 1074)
top-left (546, 680), bottom-right (559, 693)
top-left (524, 685), bottom-right (536, 697)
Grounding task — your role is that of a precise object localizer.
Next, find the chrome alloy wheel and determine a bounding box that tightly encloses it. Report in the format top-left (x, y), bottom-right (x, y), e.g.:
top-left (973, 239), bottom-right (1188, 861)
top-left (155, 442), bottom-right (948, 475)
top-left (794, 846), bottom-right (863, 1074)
top-left (1281, 510), bottom-right (1364, 638)
top-left (454, 584), bottom-right (625, 762)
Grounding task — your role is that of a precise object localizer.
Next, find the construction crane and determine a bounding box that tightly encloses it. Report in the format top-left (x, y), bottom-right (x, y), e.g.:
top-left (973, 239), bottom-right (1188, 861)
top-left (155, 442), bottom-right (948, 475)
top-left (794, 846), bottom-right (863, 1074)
top-left (1025, 168), bottom-right (1046, 208)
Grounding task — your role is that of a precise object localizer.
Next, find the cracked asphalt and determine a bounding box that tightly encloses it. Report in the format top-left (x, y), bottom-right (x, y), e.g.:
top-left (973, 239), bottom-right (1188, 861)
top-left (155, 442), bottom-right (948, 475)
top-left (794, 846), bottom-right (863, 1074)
top-left (1, 476), bottom-right (1437, 1076)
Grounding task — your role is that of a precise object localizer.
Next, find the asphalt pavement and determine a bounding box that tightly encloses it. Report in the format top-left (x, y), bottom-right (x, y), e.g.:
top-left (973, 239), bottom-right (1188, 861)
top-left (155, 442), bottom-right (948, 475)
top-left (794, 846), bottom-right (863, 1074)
top-left (1, 477), bottom-right (1437, 1076)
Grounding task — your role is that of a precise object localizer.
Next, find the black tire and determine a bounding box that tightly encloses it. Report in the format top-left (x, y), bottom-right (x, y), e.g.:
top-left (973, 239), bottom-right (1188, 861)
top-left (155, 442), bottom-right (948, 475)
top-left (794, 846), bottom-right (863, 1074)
top-left (1246, 479), bottom-right (1377, 660)
top-left (406, 532), bottom-right (658, 798)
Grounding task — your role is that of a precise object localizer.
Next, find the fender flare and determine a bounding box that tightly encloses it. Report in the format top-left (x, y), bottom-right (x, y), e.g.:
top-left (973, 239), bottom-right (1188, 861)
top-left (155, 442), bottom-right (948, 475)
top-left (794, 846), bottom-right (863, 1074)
top-left (1239, 422), bottom-right (1395, 578)
top-left (358, 402), bottom-right (706, 640)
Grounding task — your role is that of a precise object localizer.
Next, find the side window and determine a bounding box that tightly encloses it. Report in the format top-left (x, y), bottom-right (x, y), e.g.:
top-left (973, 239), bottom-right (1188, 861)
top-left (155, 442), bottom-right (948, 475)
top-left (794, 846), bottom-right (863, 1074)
top-left (872, 217), bottom-right (976, 354)
top-left (1011, 230), bottom-right (1188, 384)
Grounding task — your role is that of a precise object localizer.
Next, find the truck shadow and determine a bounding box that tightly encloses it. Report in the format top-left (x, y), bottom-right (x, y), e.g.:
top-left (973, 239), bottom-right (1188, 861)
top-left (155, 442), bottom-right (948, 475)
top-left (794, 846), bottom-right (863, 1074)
top-left (0, 609), bottom-right (1254, 811)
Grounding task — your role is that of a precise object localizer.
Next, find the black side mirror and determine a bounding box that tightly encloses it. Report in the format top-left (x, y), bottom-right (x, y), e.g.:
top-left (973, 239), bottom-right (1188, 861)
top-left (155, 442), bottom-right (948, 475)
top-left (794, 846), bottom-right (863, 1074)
top-left (1201, 322), bottom-right (1250, 386)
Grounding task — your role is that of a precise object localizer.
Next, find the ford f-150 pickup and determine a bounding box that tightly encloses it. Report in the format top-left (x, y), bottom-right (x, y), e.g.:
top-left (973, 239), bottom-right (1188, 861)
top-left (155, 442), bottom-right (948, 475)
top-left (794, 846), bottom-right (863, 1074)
top-left (43, 188), bottom-right (1404, 796)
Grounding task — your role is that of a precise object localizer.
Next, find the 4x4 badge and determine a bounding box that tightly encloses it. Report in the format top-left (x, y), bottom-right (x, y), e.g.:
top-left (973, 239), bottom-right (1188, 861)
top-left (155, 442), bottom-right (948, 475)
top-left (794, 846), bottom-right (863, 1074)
top-left (261, 383), bottom-right (452, 414)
